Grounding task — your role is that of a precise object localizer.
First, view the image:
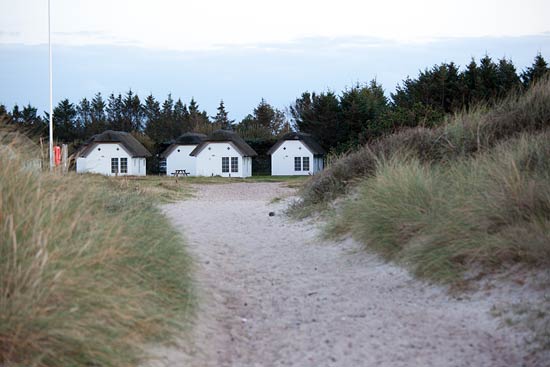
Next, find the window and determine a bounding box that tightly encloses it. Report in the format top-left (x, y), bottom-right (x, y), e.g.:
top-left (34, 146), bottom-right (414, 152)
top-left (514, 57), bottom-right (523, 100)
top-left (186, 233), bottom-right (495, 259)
top-left (294, 157), bottom-right (301, 171)
top-left (231, 157), bottom-right (238, 172)
top-left (222, 157), bottom-right (229, 173)
top-left (302, 157), bottom-right (310, 171)
top-left (120, 158), bottom-right (128, 173)
top-left (111, 158), bottom-right (119, 174)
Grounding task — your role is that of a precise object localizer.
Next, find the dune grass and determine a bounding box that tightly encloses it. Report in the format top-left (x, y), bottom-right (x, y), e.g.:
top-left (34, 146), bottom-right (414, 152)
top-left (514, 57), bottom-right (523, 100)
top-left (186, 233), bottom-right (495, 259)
top-left (332, 132), bottom-right (550, 282)
top-left (293, 76), bottom-right (550, 214)
top-left (0, 145), bottom-right (194, 366)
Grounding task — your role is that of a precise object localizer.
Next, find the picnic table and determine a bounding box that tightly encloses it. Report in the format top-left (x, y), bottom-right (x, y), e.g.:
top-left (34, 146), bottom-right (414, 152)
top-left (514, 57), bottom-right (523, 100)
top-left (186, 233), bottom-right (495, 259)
top-left (172, 169), bottom-right (189, 177)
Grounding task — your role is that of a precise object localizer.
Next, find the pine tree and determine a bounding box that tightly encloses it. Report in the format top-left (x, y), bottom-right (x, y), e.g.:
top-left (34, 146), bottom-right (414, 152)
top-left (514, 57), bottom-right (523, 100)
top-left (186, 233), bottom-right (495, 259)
top-left (188, 98), bottom-right (210, 132)
top-left (53, 99), bottom-right (78, 142)
top-left (106, 93), bottom-right (124, 131)
top-left (478, 55), bottom-right (499, 102)
top-left (90, 93), bottom-right (107, 135)
top-left (173, 98), bottom-right (190, 135)
top-left (291, 91), bottom-right (341, 149)
top-left (76, 98), bottom-right (92, 139)
top-left (143, 94), bottom-right (161, 124)
top-left (521, 53), bottom-right (549, 87)
top-left (212, 100), bottom-right (234, 130)
top-left (238, 99), bottom-right (287, 139)
top-left (122, 90), bottom-right (143, 131)
top-left (143, 94), bottom-right (165, 145)
top-left (11, 105), bottom-right (22, 124)
top-left (0, 104), bottom-right (8, 124)
top-left (496, 57), bottom-right (521, 97)
top-left (462, 58), bottom-right (480, 107)
top-left (340, 80), bottom-right (389, 145)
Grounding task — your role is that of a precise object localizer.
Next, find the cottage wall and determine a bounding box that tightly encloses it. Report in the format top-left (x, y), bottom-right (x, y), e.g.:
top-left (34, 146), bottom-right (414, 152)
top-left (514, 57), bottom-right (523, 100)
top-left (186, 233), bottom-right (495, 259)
top-left (195, 142), bottom-right (250, 178)
top-left (76, 143), bottom-right (146, 176)
top-left (166, 145), bottom-right (198, 176)
top-left (271, 140), bottom-right (316, 176)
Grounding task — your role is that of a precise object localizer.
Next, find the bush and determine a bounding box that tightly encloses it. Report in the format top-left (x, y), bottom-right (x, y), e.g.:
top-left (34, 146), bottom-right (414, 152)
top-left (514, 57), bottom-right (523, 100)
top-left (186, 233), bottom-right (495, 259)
top-left (0, 142), bottom-right (194, 366)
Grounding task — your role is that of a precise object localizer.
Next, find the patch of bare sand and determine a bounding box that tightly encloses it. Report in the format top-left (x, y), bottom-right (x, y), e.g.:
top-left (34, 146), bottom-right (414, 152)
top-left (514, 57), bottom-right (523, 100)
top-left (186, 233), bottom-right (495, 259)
top-left (148, 182), bottom-right (546, 367)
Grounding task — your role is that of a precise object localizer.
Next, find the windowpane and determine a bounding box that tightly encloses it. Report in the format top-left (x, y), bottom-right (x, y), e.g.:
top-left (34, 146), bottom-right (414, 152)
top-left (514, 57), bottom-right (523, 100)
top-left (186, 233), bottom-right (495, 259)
top-left (231, 157), bottom-right (238, 172)
top-left (111, 158), bottom-right (118, 174)
top-left (294, 157), bottom-right (301, 171)
top-left (302, 157), bottom-right (310, 171)
top-left (120, 158), bottom-right (128, 173)
top-left (222, 157), bottom-right (229, 173)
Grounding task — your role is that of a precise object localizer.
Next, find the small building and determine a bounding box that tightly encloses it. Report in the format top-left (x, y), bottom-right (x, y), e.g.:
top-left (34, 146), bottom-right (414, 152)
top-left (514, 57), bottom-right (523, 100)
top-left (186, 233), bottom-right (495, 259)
top-left (190, 129), bottom-right (257, 177)
top-left (161, 132), bottom-right (207, 176)
top-left (76, 130), bottom-right (151, 176)
top-left (267, 132), bottom-right (325, 176)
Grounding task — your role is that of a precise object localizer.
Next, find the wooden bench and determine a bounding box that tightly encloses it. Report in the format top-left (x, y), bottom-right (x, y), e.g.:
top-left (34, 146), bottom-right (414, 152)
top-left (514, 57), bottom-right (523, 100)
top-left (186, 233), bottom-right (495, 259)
top-left (171, 169), bottom-right (190, 177)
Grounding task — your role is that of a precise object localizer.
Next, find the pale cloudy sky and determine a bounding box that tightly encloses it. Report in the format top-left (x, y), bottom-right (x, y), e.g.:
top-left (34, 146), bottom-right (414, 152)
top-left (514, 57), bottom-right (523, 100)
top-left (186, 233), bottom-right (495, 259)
top-left (2, 0), bottom-right (549, 50)
top-left (1, 0), bottom-right (550, 119)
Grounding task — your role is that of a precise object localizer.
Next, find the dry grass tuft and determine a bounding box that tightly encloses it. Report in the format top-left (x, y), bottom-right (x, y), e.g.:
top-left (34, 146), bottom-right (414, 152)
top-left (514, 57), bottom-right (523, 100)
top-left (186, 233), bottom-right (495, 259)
top-left (0, 137), bottom-right (194, 366)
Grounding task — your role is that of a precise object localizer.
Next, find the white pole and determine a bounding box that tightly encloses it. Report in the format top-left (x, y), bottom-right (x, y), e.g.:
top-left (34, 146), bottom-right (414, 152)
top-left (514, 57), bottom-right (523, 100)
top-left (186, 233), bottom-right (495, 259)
top-left (48, 0), bottom-right (54, 171)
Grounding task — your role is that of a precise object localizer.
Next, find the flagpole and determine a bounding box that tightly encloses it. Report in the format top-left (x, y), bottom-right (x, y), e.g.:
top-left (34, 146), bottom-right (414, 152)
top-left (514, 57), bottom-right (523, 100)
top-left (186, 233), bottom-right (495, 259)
top-left (48, 0), bottom-right (54, 171)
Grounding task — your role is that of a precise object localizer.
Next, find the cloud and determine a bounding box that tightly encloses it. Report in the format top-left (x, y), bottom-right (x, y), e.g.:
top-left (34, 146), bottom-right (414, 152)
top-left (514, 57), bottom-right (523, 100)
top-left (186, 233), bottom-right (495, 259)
top-left (51, 30), bottom-right (141, 47)
top-left (0, 31), bottom-right (21, 37)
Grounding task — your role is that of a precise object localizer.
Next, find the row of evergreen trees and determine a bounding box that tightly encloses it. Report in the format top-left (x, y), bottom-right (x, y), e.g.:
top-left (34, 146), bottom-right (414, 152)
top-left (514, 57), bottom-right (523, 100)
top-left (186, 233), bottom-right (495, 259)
top-left (1, 53), bottom-right (548, 155)
top-left (0, 93), bottom-right (289, 147)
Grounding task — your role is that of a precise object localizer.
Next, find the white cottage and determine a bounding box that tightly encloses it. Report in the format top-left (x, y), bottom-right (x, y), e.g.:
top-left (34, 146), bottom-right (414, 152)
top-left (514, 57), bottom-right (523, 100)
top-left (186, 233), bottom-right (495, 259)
top-left (161, 132), bottom-right (207, 176)
top-left (75, 130), bottom-right (151, 176)
top-left (190, 130), bottom-right (257, 177)
top-left (268, 132), bottom-right (325, 176)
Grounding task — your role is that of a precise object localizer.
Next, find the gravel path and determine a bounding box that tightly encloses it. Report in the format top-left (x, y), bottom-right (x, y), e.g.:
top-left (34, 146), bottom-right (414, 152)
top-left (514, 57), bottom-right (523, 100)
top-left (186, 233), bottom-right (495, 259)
top-left (151, 182), bottom-right (537, 367)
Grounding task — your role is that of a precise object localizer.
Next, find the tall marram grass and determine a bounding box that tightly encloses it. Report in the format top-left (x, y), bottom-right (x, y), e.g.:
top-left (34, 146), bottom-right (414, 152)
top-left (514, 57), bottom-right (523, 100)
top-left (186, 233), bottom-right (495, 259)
top-left (294, 75), bottom-right (550, 213)
top-left (0, 141), bottom-right (193, 366)
top-left (337, 132), bottom-right (550, 281)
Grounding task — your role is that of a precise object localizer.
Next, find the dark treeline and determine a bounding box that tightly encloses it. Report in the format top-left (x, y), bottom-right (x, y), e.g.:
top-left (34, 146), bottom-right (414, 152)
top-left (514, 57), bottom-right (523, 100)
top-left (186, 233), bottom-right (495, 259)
top-left (0, 92), bottom-right (290, 152)
top-left (1, 53), bottom-right (548, 160)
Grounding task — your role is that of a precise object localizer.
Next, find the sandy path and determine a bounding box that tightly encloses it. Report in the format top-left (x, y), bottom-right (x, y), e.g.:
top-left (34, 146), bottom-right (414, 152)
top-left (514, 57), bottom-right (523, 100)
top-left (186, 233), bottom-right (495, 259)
top-left (151, 182), bottom-right (534, 367)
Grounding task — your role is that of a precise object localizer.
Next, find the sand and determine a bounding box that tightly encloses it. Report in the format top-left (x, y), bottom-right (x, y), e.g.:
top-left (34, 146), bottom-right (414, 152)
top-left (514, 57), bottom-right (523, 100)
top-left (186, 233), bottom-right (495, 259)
top-left (149, 182), bottom-right (546, 367)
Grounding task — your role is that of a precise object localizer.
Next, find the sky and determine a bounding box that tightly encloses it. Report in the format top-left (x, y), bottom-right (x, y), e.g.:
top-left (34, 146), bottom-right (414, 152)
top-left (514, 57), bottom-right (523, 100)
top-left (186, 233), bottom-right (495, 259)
top-left (1, 0), bottom-right (550, 120)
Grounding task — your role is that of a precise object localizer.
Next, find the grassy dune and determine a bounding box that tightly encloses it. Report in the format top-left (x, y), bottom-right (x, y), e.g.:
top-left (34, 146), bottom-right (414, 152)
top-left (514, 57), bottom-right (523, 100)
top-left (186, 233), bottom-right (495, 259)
top-left (296, 76), bottom-right (550, 279)
top-left (0, 144), bottom-right (194, 366)
top-left (333, 133), bottom-right (550, 281)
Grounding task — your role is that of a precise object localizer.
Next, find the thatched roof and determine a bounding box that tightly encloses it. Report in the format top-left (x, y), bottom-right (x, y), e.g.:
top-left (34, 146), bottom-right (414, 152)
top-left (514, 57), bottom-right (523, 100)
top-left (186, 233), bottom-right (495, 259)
top-left (190, 130), bottom-right (258, 157)
top-left (76, 130), bottom-right (151, 158)
top-left (267, 131), bottom-right (326, 155)
top-left (160, 132), bottom-right (207, 158)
